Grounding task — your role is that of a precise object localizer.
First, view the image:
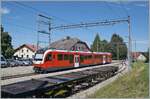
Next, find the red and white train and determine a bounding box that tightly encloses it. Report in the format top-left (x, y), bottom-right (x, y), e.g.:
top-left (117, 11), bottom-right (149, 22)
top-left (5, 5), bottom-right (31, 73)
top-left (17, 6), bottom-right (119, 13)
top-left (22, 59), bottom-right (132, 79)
top-left (33, 49), bottom-right (112, 73)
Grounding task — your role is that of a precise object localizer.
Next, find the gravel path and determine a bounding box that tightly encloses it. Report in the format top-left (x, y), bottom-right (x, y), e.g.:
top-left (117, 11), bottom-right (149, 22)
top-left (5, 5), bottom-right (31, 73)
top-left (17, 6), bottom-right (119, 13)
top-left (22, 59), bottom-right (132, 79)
top-left (1, 66), bottom-right (34, 77)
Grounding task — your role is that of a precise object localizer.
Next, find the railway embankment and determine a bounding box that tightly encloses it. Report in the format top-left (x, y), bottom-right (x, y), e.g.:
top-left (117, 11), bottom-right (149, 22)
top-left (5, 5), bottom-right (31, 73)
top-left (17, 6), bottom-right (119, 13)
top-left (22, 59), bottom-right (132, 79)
top-left (67, 62), bottom-right (128, 98)
top-left (87, 61), bottom-right (149, 98)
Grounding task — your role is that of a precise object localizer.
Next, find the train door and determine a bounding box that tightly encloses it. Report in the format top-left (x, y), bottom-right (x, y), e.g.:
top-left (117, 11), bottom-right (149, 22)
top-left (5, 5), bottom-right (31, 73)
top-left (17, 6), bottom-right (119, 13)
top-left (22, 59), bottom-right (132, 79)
top-left (74, 55), bottom-right (79, 67)
top-left (103, 55), bottom-right (106, 64)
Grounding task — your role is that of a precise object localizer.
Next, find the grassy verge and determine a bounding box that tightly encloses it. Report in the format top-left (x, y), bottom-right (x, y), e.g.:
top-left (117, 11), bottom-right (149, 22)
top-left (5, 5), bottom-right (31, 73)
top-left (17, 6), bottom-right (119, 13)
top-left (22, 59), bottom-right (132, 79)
top-left (88, 61), bottom-right (149, 98)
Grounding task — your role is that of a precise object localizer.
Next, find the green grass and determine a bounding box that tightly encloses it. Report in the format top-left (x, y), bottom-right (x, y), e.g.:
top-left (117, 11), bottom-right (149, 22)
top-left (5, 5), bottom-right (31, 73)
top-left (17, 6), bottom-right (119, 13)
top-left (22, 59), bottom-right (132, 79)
top-left (88, 61), bottom-right (149, 98)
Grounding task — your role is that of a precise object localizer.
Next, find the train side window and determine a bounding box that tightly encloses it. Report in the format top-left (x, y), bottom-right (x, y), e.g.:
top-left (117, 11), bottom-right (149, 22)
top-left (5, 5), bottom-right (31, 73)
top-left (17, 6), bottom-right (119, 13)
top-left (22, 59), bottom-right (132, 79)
top-left (84, 55), bottom-right (87, 60)
top-left (89, 55), bottom-right (92, 59)
top-left (100, 56), bottom-right (102, 60)
top-left (87, 55), bottom-right (90, 59)
top-left (58, 54), bottom-right (63, 60)
top-left (97, 55), bottom-right (99, 58)
top-left (69, 54), bottom-right (73, 63)
top-left (84, 55), bottom-right (86, 60)
top-left (64, 54), bottom-right (69, 60)
top-left (80, 55), bottom-right (84, 62)
top-left (45, 54), bottom-right (52, 61)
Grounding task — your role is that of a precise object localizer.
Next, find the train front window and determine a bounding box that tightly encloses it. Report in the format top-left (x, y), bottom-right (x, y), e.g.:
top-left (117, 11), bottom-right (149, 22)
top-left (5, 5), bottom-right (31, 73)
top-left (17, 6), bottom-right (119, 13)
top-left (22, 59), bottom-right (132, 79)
top-left (34, 54), bottom-right (43, 61)
top-left (45, 54), bottom-right (52, 61)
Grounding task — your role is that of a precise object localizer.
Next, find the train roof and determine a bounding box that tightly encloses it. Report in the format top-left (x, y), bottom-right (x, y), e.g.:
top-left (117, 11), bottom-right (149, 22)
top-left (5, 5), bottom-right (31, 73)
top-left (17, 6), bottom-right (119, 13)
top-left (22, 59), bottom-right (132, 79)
top-left (43, 49), bottom-right (111, 55)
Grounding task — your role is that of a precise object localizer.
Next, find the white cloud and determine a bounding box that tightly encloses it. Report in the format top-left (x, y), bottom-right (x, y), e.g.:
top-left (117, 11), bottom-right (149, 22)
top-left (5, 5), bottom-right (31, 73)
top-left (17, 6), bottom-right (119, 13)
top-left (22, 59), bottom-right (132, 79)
top-left (0, 8), bottom-right (10, 14)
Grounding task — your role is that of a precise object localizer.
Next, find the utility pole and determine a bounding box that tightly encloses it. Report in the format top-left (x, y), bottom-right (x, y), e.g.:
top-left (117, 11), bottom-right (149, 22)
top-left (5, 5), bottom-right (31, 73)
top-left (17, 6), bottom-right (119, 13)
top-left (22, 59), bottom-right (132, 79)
top-left (117, 43), bottom-right (119, 60)
top-left (134, 40), bottom-right (137, 62)
top-left (97, 40), bottom-right (99, 52)
top-left (135, 40), bottom-right (136, 53)
top-left (37, 14), bottom-right (51, 49)
top-left (128, 16), bottom-right (132, 70)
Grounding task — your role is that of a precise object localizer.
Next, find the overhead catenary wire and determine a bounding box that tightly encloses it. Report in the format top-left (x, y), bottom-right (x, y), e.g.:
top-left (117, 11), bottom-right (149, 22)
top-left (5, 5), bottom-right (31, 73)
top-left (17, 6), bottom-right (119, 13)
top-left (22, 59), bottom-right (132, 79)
top-left (104, 1), bottom-right (122, 18)
top-left (119, 0), bottom-right (129, 16)
top-left (12, 1), bottom-right (67, 23)
top-left (51, 18), bottom-right (128, 30)
top-left (104, 1), bottom-right (122, 37)
top-left (3, 21), bottom-right (36, 31)
top-left (12, 1), bottom-right (96, 33)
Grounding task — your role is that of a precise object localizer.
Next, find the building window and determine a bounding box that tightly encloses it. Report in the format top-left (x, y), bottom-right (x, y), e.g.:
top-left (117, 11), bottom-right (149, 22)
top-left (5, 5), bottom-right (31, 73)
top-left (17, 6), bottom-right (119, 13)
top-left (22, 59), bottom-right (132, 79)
top-left (72, 46), bottom-right (75, 50)
top-left (27, 55), bottom-right (29, 58)
top-left (21, 55), bottom-right (23, 58)
top-left (76, 46), bottom-right (78, 50)
top-left (22, 49), bottom-right (24, 53)
top-left (27, 49), bottom-right (28, 52)
top-left (78, 47), bottom-right (80, 50)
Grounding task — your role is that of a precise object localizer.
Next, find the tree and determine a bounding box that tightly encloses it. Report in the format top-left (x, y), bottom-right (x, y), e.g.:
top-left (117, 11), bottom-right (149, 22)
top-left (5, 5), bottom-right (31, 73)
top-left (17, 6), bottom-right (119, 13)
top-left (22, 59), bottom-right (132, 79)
top-left (1, 25), bottom-right (14, 58)
top-left (107, 33), bottom-right (127, 60)
top-left (91, 33), bottom-right (101, 52)
top-left (101, 40), bottom-right (108, 52)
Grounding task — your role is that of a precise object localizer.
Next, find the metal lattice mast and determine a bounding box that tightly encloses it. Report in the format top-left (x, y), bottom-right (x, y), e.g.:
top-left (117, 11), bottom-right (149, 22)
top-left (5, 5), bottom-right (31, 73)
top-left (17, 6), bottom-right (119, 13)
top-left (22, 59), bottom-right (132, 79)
top-left (37, 14), bottom-right (51, 49)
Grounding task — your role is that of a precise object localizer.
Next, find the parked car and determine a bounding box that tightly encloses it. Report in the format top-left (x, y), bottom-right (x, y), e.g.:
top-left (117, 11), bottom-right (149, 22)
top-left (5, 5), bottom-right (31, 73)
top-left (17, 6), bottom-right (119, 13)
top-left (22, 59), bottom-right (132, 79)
top-left (25, 59), bottom-right (33, 65)
top-left (19, 59), bottom-right (33, 66)
top-left (7, 59), bottom-right (18, 67)
top-left (1, 55), bottom-right (8, 68)
top-left (15, 60), bottom-right (24, 66)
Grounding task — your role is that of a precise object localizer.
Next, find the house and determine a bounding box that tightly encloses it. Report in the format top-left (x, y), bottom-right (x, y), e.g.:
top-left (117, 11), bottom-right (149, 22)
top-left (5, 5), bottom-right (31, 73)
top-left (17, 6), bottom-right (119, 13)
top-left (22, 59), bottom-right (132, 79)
top-left (13, 44), bottom-right (38, 59)
top-left (132, 52), bottom-right (147, 62)
top-left (48, 36), bottom-right (90, 52)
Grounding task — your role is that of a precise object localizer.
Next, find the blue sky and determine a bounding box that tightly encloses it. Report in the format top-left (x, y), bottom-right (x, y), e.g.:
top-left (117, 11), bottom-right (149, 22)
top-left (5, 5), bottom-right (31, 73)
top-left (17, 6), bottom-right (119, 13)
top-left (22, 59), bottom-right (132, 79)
top-left (1, 1), bottom-right (149, 52)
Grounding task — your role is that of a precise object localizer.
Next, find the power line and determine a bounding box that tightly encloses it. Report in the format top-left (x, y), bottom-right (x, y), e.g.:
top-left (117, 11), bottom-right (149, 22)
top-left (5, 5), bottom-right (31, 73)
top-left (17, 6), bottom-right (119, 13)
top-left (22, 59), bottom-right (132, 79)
top-left (104, 1), bottom-right (122, 36)
top-left (119, 1), bottom-right (129, 16)
top-left (51, 18), bottom-right (128, 30)
top-left (12, 1), bottom-right (78, 25)
top-left (3, 21), bottom-right (36, 31)
top-left (104, 1), bottom-right (122, 18)
top-left (13, 1), bottom-right (83, 25)
top-left (12, 1), bottom-right (97, 33)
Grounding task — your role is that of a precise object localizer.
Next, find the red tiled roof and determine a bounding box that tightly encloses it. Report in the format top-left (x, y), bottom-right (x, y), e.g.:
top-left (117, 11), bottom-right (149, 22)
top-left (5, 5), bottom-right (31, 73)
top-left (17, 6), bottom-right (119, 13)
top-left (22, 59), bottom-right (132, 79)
top-left (132, 52), bottom-right (141, 59)
top-left (25, 44), bottom-right (38, 52)
top-left (15, 44), bottom-right (40, 52)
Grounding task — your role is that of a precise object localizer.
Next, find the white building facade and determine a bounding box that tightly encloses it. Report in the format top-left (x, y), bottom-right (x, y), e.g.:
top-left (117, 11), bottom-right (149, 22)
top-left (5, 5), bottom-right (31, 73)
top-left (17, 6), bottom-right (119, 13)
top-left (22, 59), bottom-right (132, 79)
top-left (14, 44), bottom-right (38, 59)
top-left (137, 54), bottom-right (146, 61)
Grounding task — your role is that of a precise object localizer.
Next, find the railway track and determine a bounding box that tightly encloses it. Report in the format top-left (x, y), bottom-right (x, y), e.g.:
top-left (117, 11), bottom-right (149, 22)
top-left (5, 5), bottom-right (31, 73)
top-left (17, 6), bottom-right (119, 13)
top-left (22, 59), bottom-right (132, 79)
top-left (1, 62), bottom-right (120, 80)
top-left (1, 73), bottom-right (37, 80)
top-left (1, 65), bottom-right (120, 98)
